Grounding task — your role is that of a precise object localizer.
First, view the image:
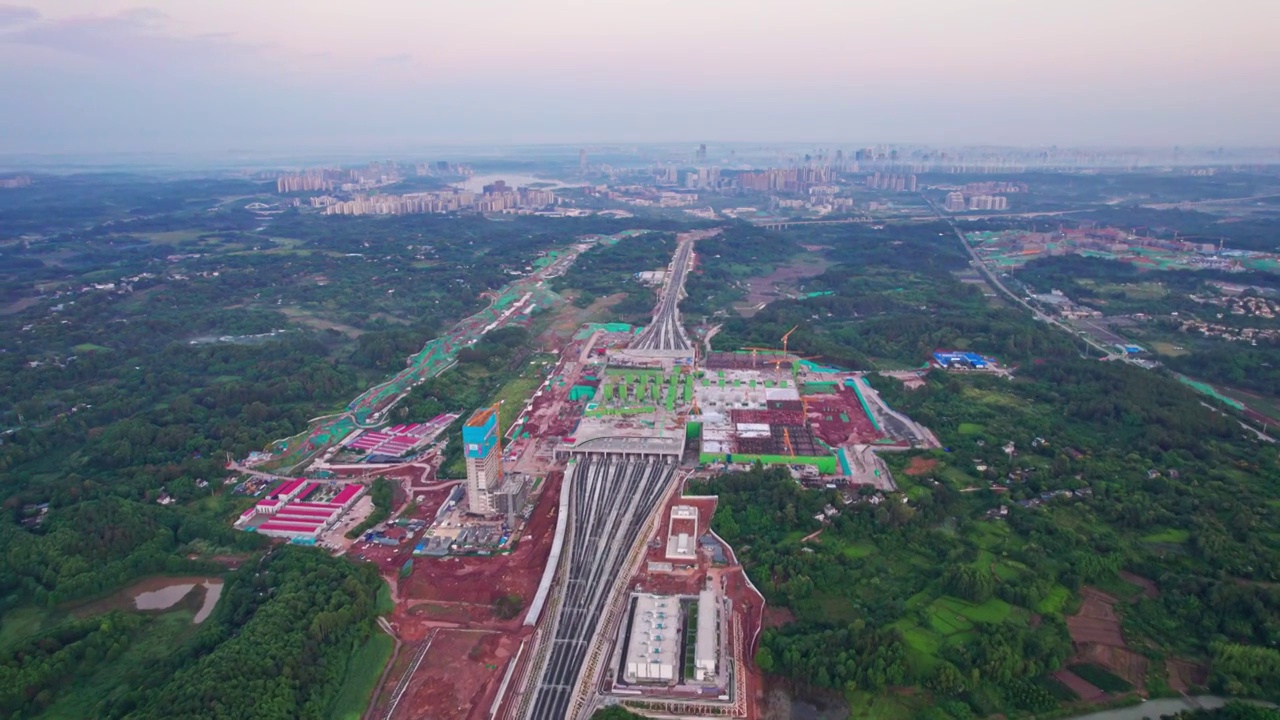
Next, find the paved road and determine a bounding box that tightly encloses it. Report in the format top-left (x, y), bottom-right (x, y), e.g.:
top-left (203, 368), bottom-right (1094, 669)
top-left (522, 455), bottom-right (675, 720)
top-left (1142, 192), bottom-right (1280, 210)
top-left (929, 199), bottom-right (1117, 359)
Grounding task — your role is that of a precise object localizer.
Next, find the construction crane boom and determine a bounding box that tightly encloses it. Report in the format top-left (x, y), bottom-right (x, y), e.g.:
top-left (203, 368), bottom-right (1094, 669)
top-left (781, 325), bottom-right (799, 355)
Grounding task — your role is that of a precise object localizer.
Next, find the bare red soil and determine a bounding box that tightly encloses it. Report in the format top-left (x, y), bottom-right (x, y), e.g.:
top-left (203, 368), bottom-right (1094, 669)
top-left (402, 471), bottom-right (562, 606)
top-left (1120, 571), bottom-right (1160, 599)
top-left (392, 629), bottom-right (520, 720)
top-left (1066, 588), bottom-right (1125, 647)
top-left (762, 606), bottom-right (796, 629)
top-left (369, 474), bottom-right (562, 720)
top-left (805, 387), bottom-right (885, 445)
top-left (1064, 580), bottom-right (1162, 694)
top-left (904, 457), bottom-right (939, 476)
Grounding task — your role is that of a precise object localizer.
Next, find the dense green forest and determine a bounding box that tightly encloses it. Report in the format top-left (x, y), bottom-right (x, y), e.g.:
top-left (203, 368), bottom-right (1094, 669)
top-left (699, 218), bottom-right (1280, 717)
top-left (547, 222), bottom-right (805, 321)
top-left (3, 168), bottom-right (1280, 718)
top-left (1012, 254), bottom-right (1280, 398)
top-left (1169, 704), bottom-right (1280, 720)
top-left (0, 176), bottom-right (651, 718)
top-left (713, 222), bottom-right (1081, 369)
top-left (0, 548), bottom-right (383, 718)
top-left (550, 231), bottom-right (677, 316)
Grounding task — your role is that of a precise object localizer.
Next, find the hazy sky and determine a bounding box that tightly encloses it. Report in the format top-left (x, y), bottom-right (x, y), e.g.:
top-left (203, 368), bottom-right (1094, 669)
top-left (1, 0), bottom-right (1278, 155)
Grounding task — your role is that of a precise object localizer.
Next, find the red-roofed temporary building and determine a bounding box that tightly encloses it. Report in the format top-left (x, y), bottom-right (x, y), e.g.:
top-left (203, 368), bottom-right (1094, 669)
top-left (332, 484), bottom-right (366, 509)
top-left (266, 478), bottom-right (306, 501)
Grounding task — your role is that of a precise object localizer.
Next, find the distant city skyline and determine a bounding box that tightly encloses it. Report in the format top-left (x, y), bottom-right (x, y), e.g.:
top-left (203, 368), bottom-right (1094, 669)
top-left (1, 0), bottom-right (1278, 155)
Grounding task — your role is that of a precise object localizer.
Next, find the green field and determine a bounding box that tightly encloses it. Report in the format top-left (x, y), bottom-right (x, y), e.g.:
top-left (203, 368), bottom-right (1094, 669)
top-left (1036, 584), bottom-right (1072, 615)
top-left (376, 581), bottom-right (395, 615)
top-left (0, 606), bottom-right (58, 650)
top-left (1086, 281), bottom-right (1168, 300)
top-left (934, 595), bottom-right (1014, 624)
top-left (1068, 663), bottom-right (1133, 693)
top-left (1040, 675), bottom-right (1080, 701)
top-left (329, 631), bottom-right (395, 720)
top-left (1142, 528), bottom-right (1190, 544)
top-left (494, 359), bottom-right (551, 435)
top-left (71, 343), bottom-right (111, 353)
top-left (812, 592), bottom-right (862, 624)
top-left (844, 689), bottom-right (919, 720)
top-left (1149, 340), bottom-right (1189, 357)
top-left (992, 562), bottom-right (1021, 581)
top-left (968, 521), bottom-right (1012, 549)
top-left (839, 541), bottom-right (876, 559)
top-left (958, 422), bottom-right (985, 435)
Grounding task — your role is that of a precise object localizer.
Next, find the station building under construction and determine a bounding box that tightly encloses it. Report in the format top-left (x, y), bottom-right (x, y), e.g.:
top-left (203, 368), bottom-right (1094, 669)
top-left (693, 367), bottom-right (838, 474)
top-left (615, 588), bottom-right (723, 689)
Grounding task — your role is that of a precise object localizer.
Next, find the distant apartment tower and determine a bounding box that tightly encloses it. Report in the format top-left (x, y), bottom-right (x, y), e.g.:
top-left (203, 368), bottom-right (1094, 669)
top-left (277, 172), bottom-right (332, 194)
top-left (579, 148), bottom-right (588, 171)
top-left (463, 405), bottom-right (503, 515)
top-left (968, 195), bottom-right (1008, 211)
top-left (907, 174), bottom-right (918, 192)
top-left (944, 192), bottom-right (967, 212)
top-left (696, 143), bottom-right (707, 163)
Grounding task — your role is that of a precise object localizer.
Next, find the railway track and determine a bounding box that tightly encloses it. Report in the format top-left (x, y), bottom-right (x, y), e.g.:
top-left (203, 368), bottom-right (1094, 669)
top-left (521, 454), bottom-right (676, 719)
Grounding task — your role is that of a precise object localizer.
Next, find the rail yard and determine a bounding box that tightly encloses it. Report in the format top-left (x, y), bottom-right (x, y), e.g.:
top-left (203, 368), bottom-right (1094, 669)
top-left (228, 228), bottom-right (935, 720)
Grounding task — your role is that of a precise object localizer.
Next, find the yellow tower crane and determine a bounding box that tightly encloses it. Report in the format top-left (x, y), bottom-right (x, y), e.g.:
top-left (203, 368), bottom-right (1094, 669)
top-left (781, 325), bottom-right (799, 356)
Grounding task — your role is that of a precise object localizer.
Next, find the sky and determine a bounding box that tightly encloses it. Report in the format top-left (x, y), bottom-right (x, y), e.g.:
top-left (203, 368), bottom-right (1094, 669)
top-left (1, 0), bottom-right (1278, 156)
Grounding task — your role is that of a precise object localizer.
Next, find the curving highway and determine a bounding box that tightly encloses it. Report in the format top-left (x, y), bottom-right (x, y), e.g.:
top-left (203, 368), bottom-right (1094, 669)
top-left (523, 454), bottom-right (676, 720)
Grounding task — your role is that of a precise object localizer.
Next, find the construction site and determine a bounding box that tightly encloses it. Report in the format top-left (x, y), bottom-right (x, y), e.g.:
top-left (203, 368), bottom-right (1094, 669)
top-left (231, 229), bottom-right (938, 720)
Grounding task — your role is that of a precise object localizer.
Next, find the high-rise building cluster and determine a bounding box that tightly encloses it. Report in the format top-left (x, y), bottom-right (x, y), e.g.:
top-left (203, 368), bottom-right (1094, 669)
top-left (317, 185), bottom-right (557, 216)
top-left (276, 172), bottom-right (334, 193)
top-left (686, 167), bottom-right (721, 189)
top-left (275, 164), bottom-right (406, 194)
top-left (654, 166), bottom-right (679, 184)
top-left (968, 195), bottom-right (1009, 211)
top-left (962, 181), bottom-right (1027, 195)
top-left (735, 167), bottom-right (833, 193)
top-left (866, 173), bottom-right (918, 192)
top-left (943, 191), bottom-right (1009, 212)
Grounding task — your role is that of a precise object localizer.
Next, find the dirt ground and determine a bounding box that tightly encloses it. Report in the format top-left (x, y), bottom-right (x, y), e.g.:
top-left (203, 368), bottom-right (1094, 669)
top-left (805, 387), bottom-right (885, 446)
top-left (391, 629), bottom-right (519, 720)
top-left (763, 606), bottom-right (796, 629)
top-left (630, 495), bottom-right (720, 597)
top-left (1166, 658), bottom-right (1209, 693)
top-left (1079, 643), bottom-right (1149, 689)
top-left (539, 292), bottom-right (626, 343)
top-left (350, 484), bottom-right (455, 575)
top-left (370, 474), bottom-right (563, 720)
top-left (903, 457), bottom-right (938, 476)
top-left (734, 259), bottom-right (832, 317)
top-left (402, 471), bottom-right (562, 607)
top-left (1120, 571), bottom-right (1160, 599)
top-left (1066, 588), bottom-right (1125, 646)
top-left (1065, 583), bottom-right (1156, 693)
